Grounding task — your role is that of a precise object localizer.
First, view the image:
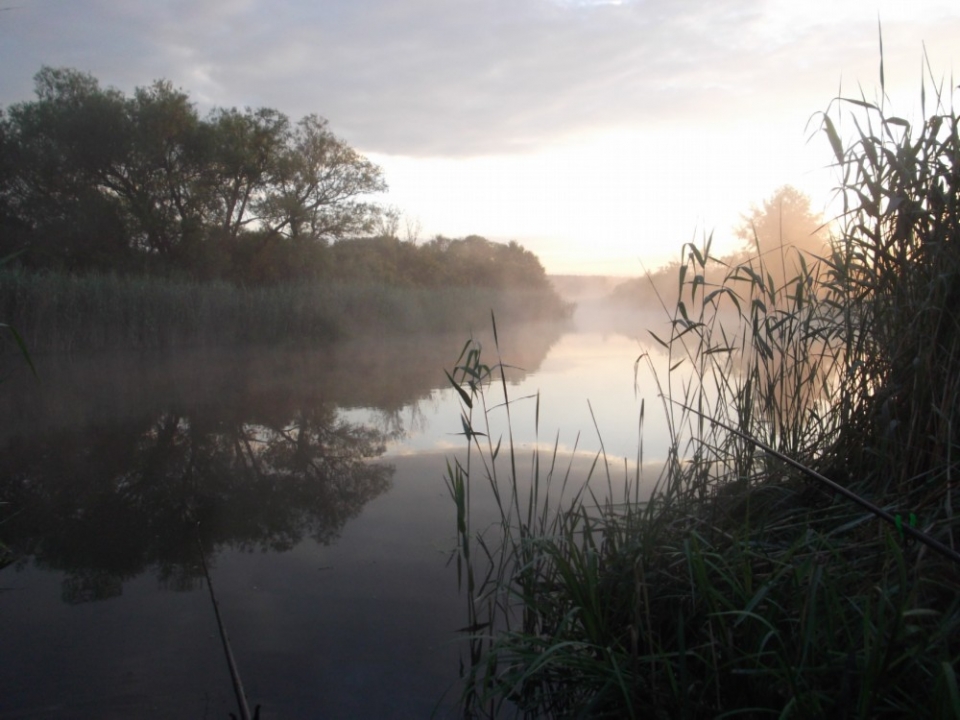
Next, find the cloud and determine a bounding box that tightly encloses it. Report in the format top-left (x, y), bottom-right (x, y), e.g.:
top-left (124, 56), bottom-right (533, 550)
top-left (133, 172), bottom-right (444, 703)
top-left (1, 0), bottom-right (957, 157)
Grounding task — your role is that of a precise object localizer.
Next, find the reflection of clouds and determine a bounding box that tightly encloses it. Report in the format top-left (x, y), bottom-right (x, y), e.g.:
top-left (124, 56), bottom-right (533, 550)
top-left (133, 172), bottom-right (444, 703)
top-left (384, 437), bottom-right (463, 457)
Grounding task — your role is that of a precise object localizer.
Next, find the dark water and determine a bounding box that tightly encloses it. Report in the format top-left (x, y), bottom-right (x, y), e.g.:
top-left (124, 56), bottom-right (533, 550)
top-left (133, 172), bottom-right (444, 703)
top-left (0, 324), bottom-right (661, 718)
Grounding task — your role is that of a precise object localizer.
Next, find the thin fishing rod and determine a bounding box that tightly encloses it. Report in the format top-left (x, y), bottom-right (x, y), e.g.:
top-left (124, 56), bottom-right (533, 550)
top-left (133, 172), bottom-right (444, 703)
top-left (673, 401), bottom-right (960, 567)
top-left (196, 525), bottom-right (258, 720)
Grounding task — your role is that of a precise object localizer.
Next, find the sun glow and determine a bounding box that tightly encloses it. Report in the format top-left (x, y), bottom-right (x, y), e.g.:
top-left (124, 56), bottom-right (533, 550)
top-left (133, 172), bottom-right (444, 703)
top-left (370, 122), bottom-right (836, 276)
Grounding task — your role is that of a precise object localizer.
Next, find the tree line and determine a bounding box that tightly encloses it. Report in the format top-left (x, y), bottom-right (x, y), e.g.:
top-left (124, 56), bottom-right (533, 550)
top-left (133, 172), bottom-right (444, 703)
top-left (0, 67), bottom-right (555, 293)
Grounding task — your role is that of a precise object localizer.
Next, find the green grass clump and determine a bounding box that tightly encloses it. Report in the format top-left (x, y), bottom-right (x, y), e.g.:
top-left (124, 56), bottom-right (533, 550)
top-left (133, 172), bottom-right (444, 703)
top-left (445, 61), bottom-right (960, 718)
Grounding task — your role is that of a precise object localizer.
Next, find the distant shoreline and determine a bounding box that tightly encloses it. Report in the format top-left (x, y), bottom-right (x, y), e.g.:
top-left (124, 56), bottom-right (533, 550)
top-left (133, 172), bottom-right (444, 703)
top-left (0, 269), bottom-right (572, 356)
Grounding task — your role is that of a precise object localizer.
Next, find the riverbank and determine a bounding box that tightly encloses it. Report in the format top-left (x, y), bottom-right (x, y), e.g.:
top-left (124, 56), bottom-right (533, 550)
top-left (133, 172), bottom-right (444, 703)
top-left (0, 268), bottom-right (571, 355)
top-left (444, 84), bottom-right (960, 717)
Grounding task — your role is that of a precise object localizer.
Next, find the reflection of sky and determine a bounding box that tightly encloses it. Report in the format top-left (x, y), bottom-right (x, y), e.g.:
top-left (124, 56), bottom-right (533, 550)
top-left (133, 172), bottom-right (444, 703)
top-left (344, 331), bottom-right (678, 462)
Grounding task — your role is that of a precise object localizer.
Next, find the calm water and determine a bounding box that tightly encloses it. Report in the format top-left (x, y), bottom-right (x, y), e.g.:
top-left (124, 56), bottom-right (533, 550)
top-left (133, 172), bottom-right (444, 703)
top-left (0, 321), bottom-right (669, 719)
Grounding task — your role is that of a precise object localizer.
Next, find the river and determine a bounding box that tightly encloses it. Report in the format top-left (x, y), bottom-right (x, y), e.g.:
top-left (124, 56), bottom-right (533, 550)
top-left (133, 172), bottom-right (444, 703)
top-left (0, 314), bottom-right (673, 719)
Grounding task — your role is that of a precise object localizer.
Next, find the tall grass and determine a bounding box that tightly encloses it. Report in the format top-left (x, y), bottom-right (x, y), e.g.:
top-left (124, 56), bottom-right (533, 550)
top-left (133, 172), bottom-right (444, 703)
top-left (0, 269), bottom-right (569, 354)
top-left (445, 63), bottom-right (960, 718)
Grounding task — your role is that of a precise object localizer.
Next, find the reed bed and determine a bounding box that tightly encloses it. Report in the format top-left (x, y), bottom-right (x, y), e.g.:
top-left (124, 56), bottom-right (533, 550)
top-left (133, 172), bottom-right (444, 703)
top-left (445, 65), bottom-right (960, 718)
top-left (0, 270), bottom-right (568, 354)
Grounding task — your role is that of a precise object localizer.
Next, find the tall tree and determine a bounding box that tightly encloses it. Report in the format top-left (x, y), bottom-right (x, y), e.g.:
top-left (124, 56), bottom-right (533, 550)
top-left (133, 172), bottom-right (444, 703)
top-left (1, 67), bottom-right (388, 278)
top-left (255, 114), bottom-right (386, 243)
top-left (203, 106), bottom-right (289, 242)
top-left (733, 185), bottom-right (830, 290)
top-left (736, 186), bottom-right (828, 261)
top-left (0, 67), bottom-right (133, 267)
top-left (121, 79), bottom-right (206, 256)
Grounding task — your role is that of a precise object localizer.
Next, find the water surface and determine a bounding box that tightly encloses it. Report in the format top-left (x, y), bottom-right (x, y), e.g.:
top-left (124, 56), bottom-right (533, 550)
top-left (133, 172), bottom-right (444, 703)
top-left (1, 323), bottom-right (664, 718)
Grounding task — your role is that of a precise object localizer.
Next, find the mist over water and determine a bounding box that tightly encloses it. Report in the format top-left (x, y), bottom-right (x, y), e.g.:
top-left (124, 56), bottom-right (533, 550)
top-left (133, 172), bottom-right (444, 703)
top-left (0, 290), bottom-right (669, 718)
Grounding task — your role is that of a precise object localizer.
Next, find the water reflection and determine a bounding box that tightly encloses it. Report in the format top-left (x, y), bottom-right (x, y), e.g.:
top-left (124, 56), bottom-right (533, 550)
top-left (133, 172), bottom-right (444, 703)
top-left (0, 324), bottom-right (577, 718)
top-left (0, 325), bottom-right (564, 605)
top-left (1, 402), bottom-right (393, 603)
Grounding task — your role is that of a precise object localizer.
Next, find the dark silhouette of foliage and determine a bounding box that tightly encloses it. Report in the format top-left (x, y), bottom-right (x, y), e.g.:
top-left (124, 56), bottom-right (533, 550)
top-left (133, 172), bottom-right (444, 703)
top-left (0, 67), bottom-right (566, 310)
top-left (0, 401), bottom-right (393, 599)
top-left (0, 67), bottom-right (386, 282)
top-left (326, 233), bottom-right (559, 292)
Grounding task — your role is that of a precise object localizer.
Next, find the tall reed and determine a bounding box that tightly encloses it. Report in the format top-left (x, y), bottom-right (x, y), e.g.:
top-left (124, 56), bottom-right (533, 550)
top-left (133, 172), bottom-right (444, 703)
top-left (0, 269), bottom-right (569, 354)
top-left (445, 60), bottom-right (960, 718)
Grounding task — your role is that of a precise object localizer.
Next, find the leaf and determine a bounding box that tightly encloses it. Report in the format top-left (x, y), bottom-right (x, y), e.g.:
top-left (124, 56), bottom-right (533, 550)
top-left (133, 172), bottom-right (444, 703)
top-left (690, 244), bottom-right (705, 268)
top-left (0, 323), bottom-right (37, 378)
top-left (445, 369), bottom-right (472, 409)
top-left (842, 98), bottom-right (880, 111)
top-left (648, 331), bottom-right (669, 349)
top-left (736, 582), bottom-right (776, 627)
top-left (692, 274), bottom-right (704, 301)
top-left (823, 115), bottom-right (845, 165)
top-left (878, 18), bottom-right (885, 92)
top-left (459, 414), bottom-right (485, 440)
top-left (940, 661), bottom-right (960, 719)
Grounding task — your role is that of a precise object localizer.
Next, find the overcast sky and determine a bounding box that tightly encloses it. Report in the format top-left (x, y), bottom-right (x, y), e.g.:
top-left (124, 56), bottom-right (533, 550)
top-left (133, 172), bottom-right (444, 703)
top-left (2, 0), bottom-right (958, 274)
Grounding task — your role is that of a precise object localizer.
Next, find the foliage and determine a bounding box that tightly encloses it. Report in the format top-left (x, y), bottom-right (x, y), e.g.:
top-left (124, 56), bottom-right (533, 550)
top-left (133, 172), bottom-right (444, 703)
top-left (327, 234), bottom-right (559, 291)
top-left (735, 185), bottom-right (829, 261)
top-left (0, 68), bottom-right (569, 327)
top-left (445, 60), bottom-right (960, 718)
top-left (0, 267), bottom-right (568, 354)
top-left (0, 67), bottom-right (386, 281)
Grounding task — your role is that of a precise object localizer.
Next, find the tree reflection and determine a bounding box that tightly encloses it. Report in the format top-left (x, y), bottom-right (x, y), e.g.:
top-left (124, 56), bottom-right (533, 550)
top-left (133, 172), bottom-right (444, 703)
top-left (0, 401), bottom-right (393, 602)
top-left (0, 325), bottom-right (566, 603)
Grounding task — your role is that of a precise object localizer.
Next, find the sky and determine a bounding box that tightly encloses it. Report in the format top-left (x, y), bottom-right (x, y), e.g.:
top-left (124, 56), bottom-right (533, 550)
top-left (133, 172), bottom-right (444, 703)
top-left (1, 0), bottom-right (958, 275)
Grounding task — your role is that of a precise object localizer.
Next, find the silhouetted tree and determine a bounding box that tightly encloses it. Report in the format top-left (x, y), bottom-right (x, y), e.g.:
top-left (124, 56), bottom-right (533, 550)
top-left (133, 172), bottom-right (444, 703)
top-left (255, 114), bottom-right (385, 242)
top-left (735, 185), bottom-right (829, 283)
top-left (0, 67), bottom-right (387, 280)
top-left (612, 186), bottom-right (829, 310)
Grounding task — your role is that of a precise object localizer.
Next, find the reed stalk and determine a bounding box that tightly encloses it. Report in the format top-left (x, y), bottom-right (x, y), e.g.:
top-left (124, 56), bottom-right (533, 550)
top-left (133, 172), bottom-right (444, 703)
top-left (445, 54), bottom-right (960, 718)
